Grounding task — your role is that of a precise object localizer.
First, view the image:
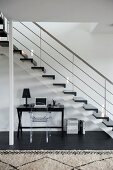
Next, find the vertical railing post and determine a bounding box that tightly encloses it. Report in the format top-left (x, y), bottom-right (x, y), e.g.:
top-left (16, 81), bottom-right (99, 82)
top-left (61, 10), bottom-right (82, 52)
top-left (104, 79), bottom-right (107, 116)
top-left (9, 20), bottom-right (14, 145)
top-left (72, 54), bottom-right (74, 91)
top-left (40, 29), bottom-right (41, 67)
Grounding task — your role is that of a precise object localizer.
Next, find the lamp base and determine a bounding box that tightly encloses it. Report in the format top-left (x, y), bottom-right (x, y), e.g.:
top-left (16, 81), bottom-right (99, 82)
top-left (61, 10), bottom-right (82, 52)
top-left (23, 104), bottom-right (29, 107)
top-left (23, 98), bottom-right (29, 107)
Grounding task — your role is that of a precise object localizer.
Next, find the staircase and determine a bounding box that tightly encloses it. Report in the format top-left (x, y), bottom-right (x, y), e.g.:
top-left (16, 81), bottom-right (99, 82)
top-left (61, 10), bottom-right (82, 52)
top-left (1, 12), bottom-right (113, 138)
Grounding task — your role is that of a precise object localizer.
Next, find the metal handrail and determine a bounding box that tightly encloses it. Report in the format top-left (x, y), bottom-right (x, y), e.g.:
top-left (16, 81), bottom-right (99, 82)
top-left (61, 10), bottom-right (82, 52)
top-left (13, 37), bottom-right (113, 116)
top-left (13, 26), bottom-right (113, 106)
top-left (34, 22), bottom-right (113, 86)
top-left (18, 22), bottom-right (113, 96)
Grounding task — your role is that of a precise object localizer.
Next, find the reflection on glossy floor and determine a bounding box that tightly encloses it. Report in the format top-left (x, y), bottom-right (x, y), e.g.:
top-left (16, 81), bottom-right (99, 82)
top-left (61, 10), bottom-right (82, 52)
top-left (0, 131), bottom-right (113, 150)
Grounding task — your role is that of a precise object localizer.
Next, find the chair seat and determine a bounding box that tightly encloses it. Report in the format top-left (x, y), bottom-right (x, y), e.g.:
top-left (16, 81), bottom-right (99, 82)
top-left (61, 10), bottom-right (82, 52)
top-left (32, 116), bottom-right (52, 122)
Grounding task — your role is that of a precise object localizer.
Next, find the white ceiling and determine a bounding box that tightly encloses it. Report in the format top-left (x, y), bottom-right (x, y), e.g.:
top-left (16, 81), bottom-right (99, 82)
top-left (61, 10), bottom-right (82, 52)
top-left (1, 0), bottom-right (113, 33)
top-left (0, 0), bottom-right (113, 23)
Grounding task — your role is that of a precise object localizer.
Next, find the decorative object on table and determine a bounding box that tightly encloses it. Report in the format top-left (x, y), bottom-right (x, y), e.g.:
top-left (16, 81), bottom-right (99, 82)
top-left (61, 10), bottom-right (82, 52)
top-left (78, 120), bottom-right (85, 134)
top-left (52, 99), bottom-right (56, 106)
top-left (67, 118), bottom-right (78, 134)
top-left (22, 88), bottom-right (31, 107)
top-left (35, 97), bottom-right (47, 107)
top-left (48, 104), bottom-right (52, 108)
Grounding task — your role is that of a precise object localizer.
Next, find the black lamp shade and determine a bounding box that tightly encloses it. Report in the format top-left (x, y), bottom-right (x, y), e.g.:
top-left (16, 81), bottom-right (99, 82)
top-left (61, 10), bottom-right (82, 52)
top-left (22, 88), bottom-right (31, 98)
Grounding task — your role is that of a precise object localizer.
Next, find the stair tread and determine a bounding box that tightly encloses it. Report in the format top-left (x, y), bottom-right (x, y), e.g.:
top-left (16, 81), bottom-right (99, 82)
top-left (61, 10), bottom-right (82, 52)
top-left (31, 66), bottom-right (44, 70)
top-left (20, 58), bottom-right (37, 66)
top-left (20, 58), bottom-right (33, 60)
top-left (0, 31), bottom-right (7, 37)
top-left (14, 49), bottom-right (22, 53)
top-left (14, 48), bottom-right (20, 51)
top-left (73, 97), bottom-right (87, 104)
top-left (0, 41), bottom-right (9, 47)
top-left (53, 83), bottom-right (66, 85)
top-left (31, 66), bottom-right (44, 68)
top-left (42, 74), bottom-right (55, 77)
top-left (83, 104), bottom-right (98, 112)
top-left (73, 97), bottom-right (86, 100)
top-left (0, 15), bottom-right (4, 24)
top-left (53, 83), bottom-right (66, 88)
top-left (93, 112), bottom-right (109, 121)
top-left (64, 90), bottom-right (76, 92)
top-left (0, 19), bottom-right (4, 24)
top-left (42, 74), bottom-right (55, 76)
top-left (103, 119), bottom-right (113, 127)
top-left (63, 90), bottom-right (77, 95)
top-left (42, 75), bottom-right (55, 79)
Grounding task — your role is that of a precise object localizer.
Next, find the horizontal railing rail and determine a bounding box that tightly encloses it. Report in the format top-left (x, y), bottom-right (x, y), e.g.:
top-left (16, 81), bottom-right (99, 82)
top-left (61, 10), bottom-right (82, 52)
top-left (19, 22), bottom-right (113, 96)
top-left (34, 22), bottom-right (113, 86)
top-left (13, 37), bottom-right (113, 116)
top-left (13, 26), bottom-right (113, 106)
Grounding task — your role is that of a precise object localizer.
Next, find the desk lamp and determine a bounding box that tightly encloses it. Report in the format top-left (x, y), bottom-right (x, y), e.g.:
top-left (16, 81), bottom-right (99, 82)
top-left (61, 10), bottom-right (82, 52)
top-left (22, 88), bottom-right (31, 107)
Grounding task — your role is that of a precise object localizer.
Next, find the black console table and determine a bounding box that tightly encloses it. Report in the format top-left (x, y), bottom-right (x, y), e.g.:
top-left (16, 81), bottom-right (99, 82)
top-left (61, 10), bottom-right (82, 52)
top-left (17, 104), bottom-right (64, 138)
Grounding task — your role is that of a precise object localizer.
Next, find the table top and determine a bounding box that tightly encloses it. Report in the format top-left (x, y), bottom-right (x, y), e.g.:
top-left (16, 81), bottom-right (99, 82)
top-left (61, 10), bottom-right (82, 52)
top-left (17, 104), bottom-right (64, 111)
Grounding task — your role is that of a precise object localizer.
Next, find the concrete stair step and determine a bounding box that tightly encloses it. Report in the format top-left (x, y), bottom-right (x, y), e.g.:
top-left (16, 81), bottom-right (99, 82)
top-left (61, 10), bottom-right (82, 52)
top-left (0, 41), bottom-right (9, 47)
top-left (20, 58), bottom-right (37, 66)
top-left (42, 75), bottom-right (55, 79)
top-left (73, 97), bottom-right (87, 104)
top-left (93, 112), bottom-right (109, 121)
top-left (103, 119), bottom-right (113, 127)
top-left (63, 90), bottom-right (77, 96)
top-left (31, 66), bottom-right (45, 72)
top-left (53, 83), bottom-right (66, 88)
top-left (83, 104), bottom-right (98, 113)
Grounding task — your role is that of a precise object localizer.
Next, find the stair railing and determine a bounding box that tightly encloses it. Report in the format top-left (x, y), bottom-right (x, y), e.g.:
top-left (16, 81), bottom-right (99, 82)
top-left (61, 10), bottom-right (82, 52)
top-left (13, 23), bottom-right (113, 118)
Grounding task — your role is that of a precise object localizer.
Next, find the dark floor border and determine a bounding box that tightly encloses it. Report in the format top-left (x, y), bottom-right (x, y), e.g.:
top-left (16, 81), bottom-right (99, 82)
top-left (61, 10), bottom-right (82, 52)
top-left (1, 150), bottom-right (113, 155)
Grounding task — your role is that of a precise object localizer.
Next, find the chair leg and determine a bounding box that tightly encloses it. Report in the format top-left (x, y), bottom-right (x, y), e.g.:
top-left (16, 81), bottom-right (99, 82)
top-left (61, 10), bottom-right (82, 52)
top-left (30, 130), bottom-right (32, 143)
top-left (30, 112), bottom-right (33, 143)
top-left (46, 130), bottom-right (48, 143)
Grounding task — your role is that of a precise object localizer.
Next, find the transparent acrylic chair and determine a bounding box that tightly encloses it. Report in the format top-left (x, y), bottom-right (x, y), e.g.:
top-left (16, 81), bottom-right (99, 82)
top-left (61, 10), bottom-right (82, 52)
top-left (29, 109), bottom-right (52, 143)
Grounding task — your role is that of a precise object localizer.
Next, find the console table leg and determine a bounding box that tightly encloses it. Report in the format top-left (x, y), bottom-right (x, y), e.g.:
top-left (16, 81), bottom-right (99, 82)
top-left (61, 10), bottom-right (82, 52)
top-left (62, 110), bottom-right (64, 135)
top-left (17, 110), bottom-right (22, 138)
